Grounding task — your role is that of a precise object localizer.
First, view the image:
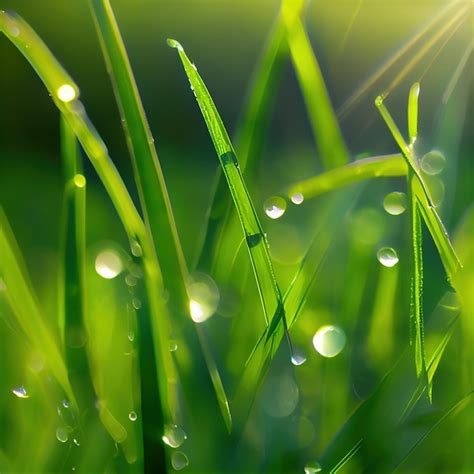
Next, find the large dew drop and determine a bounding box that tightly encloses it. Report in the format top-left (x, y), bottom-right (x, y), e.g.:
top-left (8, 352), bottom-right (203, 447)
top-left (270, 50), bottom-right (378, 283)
top-left (312, 325), bottom-right (346, 358)
top-left (383, 192), bottom-right (406, 216)
top-left (12, 386), bottom-right (29, 399)
top-left (420, 150), bottom-right (446, 175)
top-left (377, 247), bottom-right (399, 267)
top-left (264, 196), bottom-right (287, 219)
top-left (171, 452), bottom-right (189, 471)
top-left (56, 84), bottom-right (77, 103)
top-left (304, 461), bottom-right (322, 473)
top-left (95, 249), bottom-right (123, 279)
top-left (188, 273), bottom-right (219, 323)
top-left (162, 424), bottom-right (187, 448)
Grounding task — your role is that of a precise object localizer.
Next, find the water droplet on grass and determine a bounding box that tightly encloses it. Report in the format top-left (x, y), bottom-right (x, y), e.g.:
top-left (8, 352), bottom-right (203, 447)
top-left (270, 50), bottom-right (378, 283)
top-left (264, 196), bottom-right (287, 219)
top-left (420, 150), bottom-right (446, 175)
top-left (291, 352), bottom-right (307, 366)
top-left (62, 399), bottom-right (70, 409)
top-left (95, 250), bottom-right (123, 279)
top-left (383, 192), bottom-right (406, 215)
top-left (56, 427), bottom-right (69, 443)
top-left (171, 451), bottom-right (189, 470)
top-left (169, 340), bottom-right (178, 352)
top-left (377, 247), bottom-right (399, 267)
top-left (162, 424), bottom-right (187, 448)
top-left (128, 411), bottom-right (137, 422)
top-left (291, 193), bottom-right (304, 205)
top-left (127, 332), bottom-right (135, 342)
top-left (262, 374), bottom-right (299, 418)
top-left (304, 461), bottom-right (322, 473)
top-left (130, 240), bottom-right (143, 257)
top-left (73, 174), bottom-right (86, 188)
top-left (188, 273), bottom-right (219, 323)
top-left (312, 325), bottom-right (346, 358)
top-left (132, 298), bottom-right (142, 310)
top-left (57, 84), bottom-right (77, 103)
top-left (12, 386), bottom-right (29, 399)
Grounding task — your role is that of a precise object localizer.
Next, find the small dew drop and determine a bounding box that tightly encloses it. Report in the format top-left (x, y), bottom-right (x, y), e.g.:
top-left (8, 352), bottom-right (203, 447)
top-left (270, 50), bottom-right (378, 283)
top-left (377, 247), bottom-right (399, 267)
top-left (383, 192), bottom-right (406, 216)
top-left (420, 150), bottom-right (446, 175)
top-left (169, 340), bottom-right (178, 352)
top-left (57, 84), bottom-right (77, 103)
top-left (12, 386), bottom-right (29, 399)
top-left (73, 438), bottom-right (80, 446)
top-left (125, 274), bottom-right (137, 287)
top-left (127, 332), bottom-right (135, 342)
top-left (264, 196), bottom-right (287, 219)
top-left (62, 399), bottom-right (70, 409)
top-left (188, 273), bottom-right (220, 323)
top-left (130, 240), bottom-right (143, 257)
top-left (171, 451), bottom-right (189, 471)
top-left (290, 193), bottom-right (304, 205)
top-left (95, 250), bottom-right (123, 279)
top-left (128, 411), bottom-right (137, 422)
top-left (291, 353), bottom-right (307, 366)
top-left (262, 374), bottom-right (299, 418)
top-left (73, 174), bottom-right (86, 188)
top-left (312, 325), bottom-right (346, 358)
top-left (56, 427), bottom-right (69, 443)
top-left (162, 424), bottom-right (187, 448)
top-left (132, 298), bottom-right (142, 310)
top-left (304, 461), bottom-right (322, 473)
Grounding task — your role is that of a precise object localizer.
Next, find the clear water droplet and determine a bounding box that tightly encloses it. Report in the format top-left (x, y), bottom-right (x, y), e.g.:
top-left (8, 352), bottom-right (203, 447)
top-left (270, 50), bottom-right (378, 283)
top-left (377, 247), bottom-right (399, 267)
top-left (383, 192), bottom-right (406, 215)
top-left (12, 386), bottom-right (29, 399)
top-left (132, 298), bottom-right (142, 310)
top-left (169, 340), bottom-right (178, 352)
top-left (171, 451), bottom-right (189, 470)
top-left (264, 196), bottom-right (287, 219)
top-left (262, 374), bottom-right (299, 418)
top-left (304, 461), bottom-right (322, 473)
top-left (56, 427), bottom-right (69, 443)
top-left (56, 84), bottom-right (77, 103)
top-left (188, 273), bottom-right (220, 323)
top-left (95, 250), bottom-right (123, 279)
top-left (290, 193), bottom-right (304, 205)
top-left (125, 274), bottom-right (137, 287)
top-left (425, 176), bottom-right (445, 207)
top-left (73, 174), bottom-right (86, 188)
top-left (312, 325), bottom-right (346, 358)
top-left (130, 240), bottom-right (143, 257)
top-left (420, 150), bottom-right (446, 175)
top-left (162, 424), bottom-right (187, 448)
top-left (128, 411), bottom-right (137, 422)
top-left (73, 438), bottom-right (80, 446)
top-left (291, 352), bottom-right (307, 366)
top-left (62, 399), bottom-right (70, 409)
top-left (127, 332), bottom-right (135, 342)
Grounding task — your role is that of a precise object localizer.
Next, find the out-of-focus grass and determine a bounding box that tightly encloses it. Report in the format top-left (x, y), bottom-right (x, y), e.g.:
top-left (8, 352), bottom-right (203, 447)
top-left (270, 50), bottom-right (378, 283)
top-left (0, 1), bottom-right (472, 473)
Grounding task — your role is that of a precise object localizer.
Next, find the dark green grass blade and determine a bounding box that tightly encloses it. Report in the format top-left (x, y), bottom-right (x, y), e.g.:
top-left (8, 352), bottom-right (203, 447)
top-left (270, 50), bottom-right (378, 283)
top-left (0, 207), bottom-right (75, 406)
top-left (59, 116), bottom-right (96, 409)
top-left (285, 153), bottom-right (406, 201)
top-left (87, 0), bottom-right (189, 311)
top-left (283, 0), bottom-right (349, 169)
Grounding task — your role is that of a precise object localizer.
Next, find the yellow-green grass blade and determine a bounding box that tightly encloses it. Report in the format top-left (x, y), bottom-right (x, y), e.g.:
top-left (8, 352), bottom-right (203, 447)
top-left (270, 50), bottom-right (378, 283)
top-left (283, 0), bottom-right (349, 169)
top-left (59, 116), bottom-right (97, 411)
top-left (0, 9), bottom-right (180, 430)
top-left (0, 207), bottom-right (75, 406)
top-left (87, 0), bottom-right (189, 311)
top-left (285, 153), bottom-right (406, 201)
top-left (408, 82), bottom-right (420, 145)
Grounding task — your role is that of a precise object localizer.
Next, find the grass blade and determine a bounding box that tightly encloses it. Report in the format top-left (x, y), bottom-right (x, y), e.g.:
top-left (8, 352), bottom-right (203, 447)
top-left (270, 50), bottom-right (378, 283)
top-left (285, 154), bottom-right (406, 201)
top-left (87, 0), bottom-right (189, 311)
top-left (408, 82), bottom-right (420, 144)
top-left (283, 0), bottom-right (349, 169)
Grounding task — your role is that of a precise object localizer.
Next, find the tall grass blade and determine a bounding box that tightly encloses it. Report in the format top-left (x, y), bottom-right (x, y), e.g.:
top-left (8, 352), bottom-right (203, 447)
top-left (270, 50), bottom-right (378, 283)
top-left (285, 154), bottom-right (406, 201)
top-left (87, 0), bottom-right (189, 311)
top-left (0, 208), bottom-right (75, 405)
top-left (283, 0), bottom-right (349, 169)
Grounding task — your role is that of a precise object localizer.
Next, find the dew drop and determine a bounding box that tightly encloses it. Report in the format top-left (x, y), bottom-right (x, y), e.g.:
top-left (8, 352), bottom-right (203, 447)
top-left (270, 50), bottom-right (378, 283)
top-left (130, 240), bottom-right (143, 257)
top-left (304, 461), bottom-right (322, 473)
top-left (95, 250), bottom-right (123, 279)
top-left (128, 411), bottom-right (137, 422)
top-left (420, 150), bottom-right (446, 175)
top-left (73, 174), bottom-right (86, 188)
top-left (262, 374), bottom-right (299, 418)
top-left (162, 424), bottom-right (187, 448)
top-left (377, 247), bottom-right (399, 267)
top-left (12, 386), bottom-right (29, 399)
top-left (73, 438), bottom-right (80, 446)
top-left (127, 332), bottom-right (135, 342)
top-left (62, 399), bottom-right (70, 409)
top-left (188, 273), bottom-right (219, 323)
top-left (125, 274), bottom-right (137, 287)
top-left (312, 325), bottom-right (346, 358)
top-left (57, 84), bottom-right (77, 103)
top-left (383, 192), bottom-right (406, 216)
top-left (132, 298), bottom-right (142, 310)
top-left (291, 352), bottom-right (307, 366)
top-left (171, 451), bottom-right (189, 471)
top-left (169, 340), bottom-right (178, 352)
top-left (264, 196), bottom-right (287, 219)
top-left (56, 427), bottom-right (69, 443)
top-left (290, 193), bottom-right (304, 205)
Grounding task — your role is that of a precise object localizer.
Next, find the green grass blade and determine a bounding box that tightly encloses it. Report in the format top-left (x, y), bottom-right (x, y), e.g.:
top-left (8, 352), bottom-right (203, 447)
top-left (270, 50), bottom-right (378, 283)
top-left (283, 0), bottom-right (349, 169)
top-left (0, 207), bottom-right (75, 406)
top-left (408, 82), bottom-right (420, 144)
top-left (285, 153), bottom-right (406, 201)
top-left (87, 0), bottom-right (189, 310)
top-left (59, 116), bottom-right (96, 408)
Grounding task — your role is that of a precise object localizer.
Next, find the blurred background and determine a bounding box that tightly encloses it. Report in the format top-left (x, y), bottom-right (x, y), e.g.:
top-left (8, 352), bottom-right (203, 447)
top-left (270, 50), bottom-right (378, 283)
top-left (0, 0), bottom-right (472, 473)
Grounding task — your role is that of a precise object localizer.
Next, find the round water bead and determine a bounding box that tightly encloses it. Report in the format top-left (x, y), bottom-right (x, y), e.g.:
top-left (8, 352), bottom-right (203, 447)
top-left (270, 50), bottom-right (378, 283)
top-left (383, 192), bottom-right (406, 216)
top-left (95, 249), bottom-right (123, 279)
top-left (56, 427), bottom-right (69, 443)
top-left (420, 150), bottom-right (446, 175)
top-left (188, 273), bottom-right (220, 323)
top-left (304, 461), bottom-right (322, 473)
top-left (12, 386), bottom-right (29, 399)
top-left (128, 411), bottom-right (137, 422)
top-left (171, 452), bottom-right (189, 471)
top-left (56, 84), bottom-right (77, 103)
top-left (162, 424), bottom-right (187, 448)
top-left (290, 193), bottom-right (304, 205)
top-left (312, 325), bottom-right (346, 358)
top-left (264, 196), bottom-right (287, 219)
top-left (377, 247), bottom-right (399, 267)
